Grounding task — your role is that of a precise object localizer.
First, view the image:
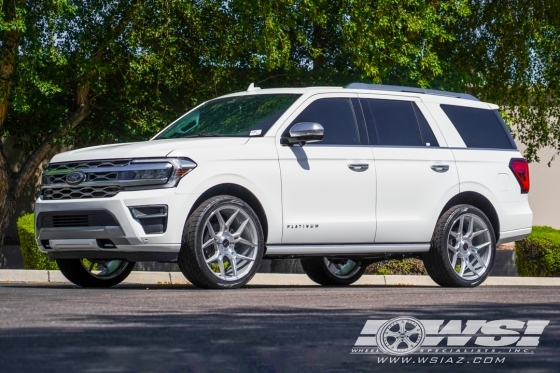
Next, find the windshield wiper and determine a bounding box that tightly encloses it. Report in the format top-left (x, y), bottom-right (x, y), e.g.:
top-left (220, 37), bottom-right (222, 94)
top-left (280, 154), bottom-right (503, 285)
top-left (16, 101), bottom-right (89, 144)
top-left (183, 133), bottom-right (225, 138)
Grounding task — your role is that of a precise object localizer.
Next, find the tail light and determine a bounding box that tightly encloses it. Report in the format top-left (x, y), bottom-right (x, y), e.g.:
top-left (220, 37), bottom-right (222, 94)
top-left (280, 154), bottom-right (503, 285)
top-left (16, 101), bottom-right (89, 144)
top-left (509, 158), bottom-right (530, 194)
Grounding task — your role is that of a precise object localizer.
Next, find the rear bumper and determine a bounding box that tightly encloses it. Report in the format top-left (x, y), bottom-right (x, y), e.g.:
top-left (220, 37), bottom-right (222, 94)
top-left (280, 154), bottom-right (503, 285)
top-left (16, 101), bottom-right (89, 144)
top-left (497, 227), bottom-right (532, 244)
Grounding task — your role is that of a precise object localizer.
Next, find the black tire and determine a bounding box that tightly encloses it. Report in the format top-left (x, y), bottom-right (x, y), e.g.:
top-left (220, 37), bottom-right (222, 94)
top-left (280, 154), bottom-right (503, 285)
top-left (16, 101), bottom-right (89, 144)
top-left (178, 195), bottom-right (264, 289)
top-left (301, 257), bottom-right (366, 286)
top-left (423, 204), bottom-right (496, 287)
top-left (56, 259), bottom-right (135, 287)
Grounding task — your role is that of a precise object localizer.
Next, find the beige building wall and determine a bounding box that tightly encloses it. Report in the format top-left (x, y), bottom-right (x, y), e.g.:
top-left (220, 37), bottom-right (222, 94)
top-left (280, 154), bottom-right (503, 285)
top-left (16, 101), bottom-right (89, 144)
top-left (517, 142), bottom-right (560, 229)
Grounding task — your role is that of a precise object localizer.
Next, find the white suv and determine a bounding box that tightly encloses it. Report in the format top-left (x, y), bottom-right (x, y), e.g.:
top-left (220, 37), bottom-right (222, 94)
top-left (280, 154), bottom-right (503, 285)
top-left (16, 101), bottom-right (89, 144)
top-left (35, 83), bottom-right (532, 289)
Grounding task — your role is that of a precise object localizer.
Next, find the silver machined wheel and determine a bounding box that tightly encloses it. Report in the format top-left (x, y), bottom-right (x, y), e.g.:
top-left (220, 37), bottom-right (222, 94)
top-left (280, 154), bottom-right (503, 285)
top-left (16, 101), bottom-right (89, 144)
top-left (447, 213), bottom-right (493, 280)
top-left (200, 204), bottom-right (259, 281)
top-left (80, 259), bottom-right (129, 280)
top-left (323, 258), bottom-right (361, 279)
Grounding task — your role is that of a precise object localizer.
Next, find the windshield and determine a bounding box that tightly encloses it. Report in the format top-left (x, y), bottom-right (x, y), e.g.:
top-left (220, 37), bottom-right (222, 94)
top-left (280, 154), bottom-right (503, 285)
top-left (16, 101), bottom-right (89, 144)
top-left (154, 94), bottom-right (301, 139)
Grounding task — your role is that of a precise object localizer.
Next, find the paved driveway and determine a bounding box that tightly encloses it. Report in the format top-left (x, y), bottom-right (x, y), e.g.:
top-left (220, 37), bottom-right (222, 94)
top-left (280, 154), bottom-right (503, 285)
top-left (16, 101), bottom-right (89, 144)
top-left (0, 284), bottom-right (559, 373)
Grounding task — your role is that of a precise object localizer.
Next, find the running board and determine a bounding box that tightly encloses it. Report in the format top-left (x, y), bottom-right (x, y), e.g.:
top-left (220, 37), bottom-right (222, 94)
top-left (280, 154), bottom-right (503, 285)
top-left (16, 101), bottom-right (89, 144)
top-left (265, 243), bottom-right (430, 256)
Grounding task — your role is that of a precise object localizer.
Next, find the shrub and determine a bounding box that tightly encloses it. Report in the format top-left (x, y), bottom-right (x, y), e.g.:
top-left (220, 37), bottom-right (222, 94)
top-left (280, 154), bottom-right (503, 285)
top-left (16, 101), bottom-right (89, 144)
top-left (516, 226), bottom-right (560, 277)
top-left (365, 258), bottom-right (427, 275)
top-left (16, 213), bottom-right (58, 270)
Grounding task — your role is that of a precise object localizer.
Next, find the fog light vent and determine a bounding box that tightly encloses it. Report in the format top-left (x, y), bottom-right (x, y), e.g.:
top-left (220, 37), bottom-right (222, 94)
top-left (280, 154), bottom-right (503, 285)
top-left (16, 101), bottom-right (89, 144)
top-left (129, 205), bottom-right (168, 234)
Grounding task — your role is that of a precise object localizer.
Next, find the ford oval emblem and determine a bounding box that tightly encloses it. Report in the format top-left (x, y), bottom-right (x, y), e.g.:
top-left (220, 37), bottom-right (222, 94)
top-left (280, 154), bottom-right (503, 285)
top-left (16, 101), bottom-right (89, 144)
top-left (66, 172), bottom-right (86, 185)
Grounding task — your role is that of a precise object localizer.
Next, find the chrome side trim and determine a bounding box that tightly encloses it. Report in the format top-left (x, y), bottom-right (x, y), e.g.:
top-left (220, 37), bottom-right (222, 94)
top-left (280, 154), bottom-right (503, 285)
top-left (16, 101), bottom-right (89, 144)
top-left (265, 243), bottom-right (430, 255)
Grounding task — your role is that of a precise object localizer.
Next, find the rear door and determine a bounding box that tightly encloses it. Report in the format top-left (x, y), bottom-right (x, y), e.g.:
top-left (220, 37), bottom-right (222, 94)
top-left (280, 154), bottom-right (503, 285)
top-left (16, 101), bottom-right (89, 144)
top-left (359, 95), bottom-right (460, 243)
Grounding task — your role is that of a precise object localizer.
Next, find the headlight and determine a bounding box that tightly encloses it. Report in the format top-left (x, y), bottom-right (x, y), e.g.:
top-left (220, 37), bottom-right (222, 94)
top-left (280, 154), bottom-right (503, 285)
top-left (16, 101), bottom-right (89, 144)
top-left (133, 169), bottom-right (169, 179)
top-left (126, 158), bottom-right (197, 188)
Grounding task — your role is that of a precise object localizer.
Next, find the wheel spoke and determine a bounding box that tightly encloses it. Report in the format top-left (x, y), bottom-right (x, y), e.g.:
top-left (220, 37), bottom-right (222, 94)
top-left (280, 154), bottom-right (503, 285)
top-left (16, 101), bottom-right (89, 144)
top-left (466, 259), bottom-right (480, 276)
top-left (458, 216), bottom-right (464, 236)
top-left (218, 255), bottom-right (226, 279)
top-left (88, 261), bottom-right (95, 272)
top-left (389, 338), bottom-right (402, 349)
top-left (448, 244), bottom-right (458, 253)
top-left (233, 218), bottom-right (250, 238)
top-left (472, 228), bottom-right (488, 239)
top-left (402, 337), bottom-right (414, 348)
top-left (449, 230), bottom-right (459, 238)
top-left (459, 258), bottom-right (466, 276)
top-left (405, 327), bottom-right (421, 336)
top-left (398, 320), bottom-right (406, 333)
top-left (225, 209), bottom-right (240, 230)
top-left (205, 251), bottom-right (219, 264)
top-left (236, 253), bottom-right (255, 262)
top-left (235, 237), bottom-right (257, 247)
top-left (472, 251), bottom-right (487, 268)
top-left (466, 215), bottom-right (474, 237)
top-left (385, 331), bottom-right (401, 338)
top-left (215, 211), bottom-right (226, 232)
top-left (202, 238), bottom-right (215, 249)
top-left (229, 255), bottom-right (238, 279)
top-left (451, 252), bottom-right (458, 268)
top-left (206, 222), bottom-right (216, 237)
top-left (475, 241), bottom-right (491, 250)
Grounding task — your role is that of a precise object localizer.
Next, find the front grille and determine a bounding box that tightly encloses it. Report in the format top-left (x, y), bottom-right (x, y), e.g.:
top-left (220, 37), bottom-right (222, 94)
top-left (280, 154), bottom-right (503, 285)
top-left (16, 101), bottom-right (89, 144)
top-left (42, 186), bottom-right (121, 200)
top-left (37, 210), bottom-right (120, 228)
top-left (52, 215), bottom-right (89, 227)
top-left (37, 210), bottom-right (119, 228)
top-left (46, 159), bottom-right (131, 171)
top-left (47, 171), bottom-right (120, 185)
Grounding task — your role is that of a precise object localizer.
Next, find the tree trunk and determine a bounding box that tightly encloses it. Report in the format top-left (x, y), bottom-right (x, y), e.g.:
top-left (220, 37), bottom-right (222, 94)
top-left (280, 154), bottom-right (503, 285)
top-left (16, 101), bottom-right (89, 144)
top-left (0, 85), bottom-right (91, 250)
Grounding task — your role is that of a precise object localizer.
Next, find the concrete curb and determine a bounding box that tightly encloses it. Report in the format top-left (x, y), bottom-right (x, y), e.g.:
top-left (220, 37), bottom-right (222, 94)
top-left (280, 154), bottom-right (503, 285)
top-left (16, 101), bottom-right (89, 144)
top-left (1, 270), bottom-right (560, 286)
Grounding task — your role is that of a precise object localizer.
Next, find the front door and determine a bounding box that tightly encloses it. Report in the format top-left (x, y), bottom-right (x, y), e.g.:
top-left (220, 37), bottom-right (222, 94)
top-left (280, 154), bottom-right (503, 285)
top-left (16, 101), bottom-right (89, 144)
top-left (276, 94), bottom-right (377, 244)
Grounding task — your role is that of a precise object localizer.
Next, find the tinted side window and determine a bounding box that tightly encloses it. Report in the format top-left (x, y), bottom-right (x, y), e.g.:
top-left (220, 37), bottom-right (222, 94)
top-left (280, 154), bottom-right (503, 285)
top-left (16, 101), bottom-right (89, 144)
top-left (366, 99), bottom-right (423, 146)
top-left (291, 98), bottom-right (359, 145)
top-left (412, 102), bottom-right (439, 147)
top-left (441, 105), bottom-right (515, 149)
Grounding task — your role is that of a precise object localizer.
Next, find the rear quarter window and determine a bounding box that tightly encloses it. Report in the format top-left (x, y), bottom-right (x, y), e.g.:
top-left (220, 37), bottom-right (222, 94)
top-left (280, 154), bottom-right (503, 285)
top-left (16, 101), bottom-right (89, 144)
top-left (440, 105), bottom-right (515, 149)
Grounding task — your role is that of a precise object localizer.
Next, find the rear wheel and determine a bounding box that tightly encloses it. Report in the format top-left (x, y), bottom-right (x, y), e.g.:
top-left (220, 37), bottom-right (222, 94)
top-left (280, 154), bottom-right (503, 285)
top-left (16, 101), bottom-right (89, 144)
top-left (423, 204), bottom-right (496, 287)
top-left (301, 257), bottom-right (365, 286)
top-left (56, 258), bottom-right (135, 287)
top-left (178, 195), bottom-right (264, 289)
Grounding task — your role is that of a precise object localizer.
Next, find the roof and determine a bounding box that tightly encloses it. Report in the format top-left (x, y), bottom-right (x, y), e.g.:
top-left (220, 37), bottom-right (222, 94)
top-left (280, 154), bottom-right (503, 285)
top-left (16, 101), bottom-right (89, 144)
top-left (345, 83), bottom-right (480, 101)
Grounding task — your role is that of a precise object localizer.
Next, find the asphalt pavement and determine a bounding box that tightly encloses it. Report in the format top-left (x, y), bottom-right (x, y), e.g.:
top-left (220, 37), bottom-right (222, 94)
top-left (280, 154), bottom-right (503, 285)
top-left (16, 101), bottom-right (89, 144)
top-left (0, 284), bottom-right (559, 373)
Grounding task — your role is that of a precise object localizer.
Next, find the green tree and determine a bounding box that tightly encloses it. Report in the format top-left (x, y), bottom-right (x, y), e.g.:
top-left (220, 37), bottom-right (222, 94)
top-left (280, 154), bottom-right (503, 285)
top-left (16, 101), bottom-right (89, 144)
top-left (434, 0), bottom-right (560, 163)
top-left (0, 0), bottom-right (473, 249)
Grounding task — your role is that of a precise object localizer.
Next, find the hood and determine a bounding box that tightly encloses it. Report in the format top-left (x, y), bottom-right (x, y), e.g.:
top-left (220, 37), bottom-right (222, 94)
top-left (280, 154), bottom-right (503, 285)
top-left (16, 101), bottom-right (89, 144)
top-left (50, 137), bottom-right (250, 163)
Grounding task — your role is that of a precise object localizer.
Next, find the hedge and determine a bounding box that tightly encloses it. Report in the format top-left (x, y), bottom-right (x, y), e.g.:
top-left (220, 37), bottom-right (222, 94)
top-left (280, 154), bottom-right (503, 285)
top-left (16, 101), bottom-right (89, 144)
top-left (17, 213), bottom-right (58, 270)
top-left (516, 226), bottom-right (560, 277)
top-left (365, 258), bottom-right (427, 275)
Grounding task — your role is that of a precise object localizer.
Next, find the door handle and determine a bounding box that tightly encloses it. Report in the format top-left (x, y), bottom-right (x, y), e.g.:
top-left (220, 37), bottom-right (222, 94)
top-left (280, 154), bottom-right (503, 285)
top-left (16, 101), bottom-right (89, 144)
top-left (431, 164), bottom-right (449, 173)
top-left (348, 163), bottom-right (369, 172)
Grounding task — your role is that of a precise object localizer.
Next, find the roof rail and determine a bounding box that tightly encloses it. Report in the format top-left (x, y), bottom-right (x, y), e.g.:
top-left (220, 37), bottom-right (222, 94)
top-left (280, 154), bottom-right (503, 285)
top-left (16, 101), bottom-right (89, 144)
top-left (345, 83), bottom-right (479, 101)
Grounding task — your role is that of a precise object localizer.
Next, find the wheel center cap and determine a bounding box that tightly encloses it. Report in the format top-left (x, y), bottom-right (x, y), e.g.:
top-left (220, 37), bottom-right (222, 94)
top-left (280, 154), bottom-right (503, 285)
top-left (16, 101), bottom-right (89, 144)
top-left (223, 239), bottom-right (230, 248)
top-left (463, 243), bottom-right (469, 250)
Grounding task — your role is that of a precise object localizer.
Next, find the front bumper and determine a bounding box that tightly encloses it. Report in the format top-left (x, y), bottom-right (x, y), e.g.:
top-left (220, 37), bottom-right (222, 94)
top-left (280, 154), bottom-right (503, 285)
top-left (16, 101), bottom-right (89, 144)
top-left (35, 188), bottom-right (200, 261)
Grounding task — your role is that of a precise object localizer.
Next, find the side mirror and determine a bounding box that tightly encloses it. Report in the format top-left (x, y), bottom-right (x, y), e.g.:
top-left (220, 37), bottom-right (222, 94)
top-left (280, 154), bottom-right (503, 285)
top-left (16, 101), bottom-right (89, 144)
top-left (282, 122), bottom-right (324, 146)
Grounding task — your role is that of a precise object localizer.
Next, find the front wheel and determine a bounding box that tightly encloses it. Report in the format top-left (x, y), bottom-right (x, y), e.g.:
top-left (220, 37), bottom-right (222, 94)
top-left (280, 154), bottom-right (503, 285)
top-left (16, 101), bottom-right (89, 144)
top-left (178, 195), bottom-right (264, 289)
top-left (423, 204), bottom-right (496, 287)
top-left (301, 257), bottom-right (366, 286)
top-left (56, 258), bottom-right (135, 287)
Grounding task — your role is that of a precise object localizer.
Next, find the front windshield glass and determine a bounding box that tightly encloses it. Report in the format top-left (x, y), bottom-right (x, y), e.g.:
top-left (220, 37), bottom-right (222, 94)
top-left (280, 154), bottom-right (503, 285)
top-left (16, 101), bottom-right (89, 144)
top-left (154, 94), bottom-right (301, 139)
